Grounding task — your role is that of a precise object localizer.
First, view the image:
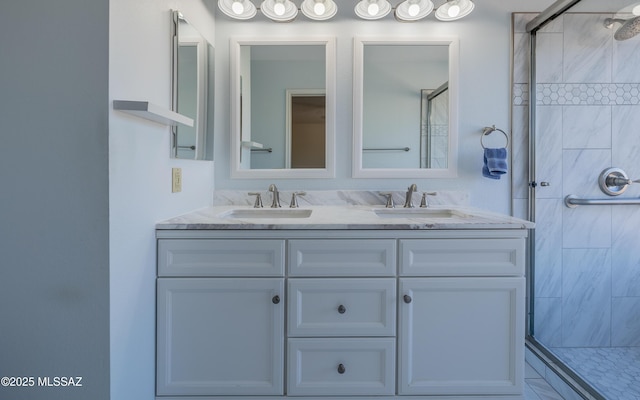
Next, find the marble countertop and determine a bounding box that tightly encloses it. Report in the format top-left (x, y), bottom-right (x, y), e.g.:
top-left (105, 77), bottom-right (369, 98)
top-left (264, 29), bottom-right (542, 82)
top-left (156, 205), bottom-right (534, 230)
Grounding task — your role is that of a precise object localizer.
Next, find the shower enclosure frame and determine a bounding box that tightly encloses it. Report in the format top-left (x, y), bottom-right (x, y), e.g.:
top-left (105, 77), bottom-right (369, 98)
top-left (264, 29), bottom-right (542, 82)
top-left (524, 0), bottom-right (608, 399)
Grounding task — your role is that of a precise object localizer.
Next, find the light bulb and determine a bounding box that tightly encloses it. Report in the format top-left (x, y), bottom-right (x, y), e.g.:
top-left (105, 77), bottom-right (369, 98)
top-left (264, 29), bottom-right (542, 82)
top-left (447, 4), bottom-right (460, 18)
top-left (231, 0), bottom-right (245, 14)
top-left (273, 1), bottom-right (285, 15)
top-left (314, 0), bottom-right (326, 15)
top-left (633, 4), bottom-right (640, 16)
top-left (367, 1), bottom-right (379, 15)
top-left (407, 3), bottom-right (420, 17)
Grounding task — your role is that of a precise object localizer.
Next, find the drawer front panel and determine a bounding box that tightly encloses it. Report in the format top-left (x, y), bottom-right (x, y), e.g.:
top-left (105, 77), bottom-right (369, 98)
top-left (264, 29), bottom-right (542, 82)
top-left (289, 239), bottom-right (396, 276)
top-left (399, 238), bottom-right (525, 276)
top-left (287, 338), bottom-right (396, 396)
top-left (288, 278), bottom-right (396, 337)
top-left (158, 239), bottom-right (285, 277)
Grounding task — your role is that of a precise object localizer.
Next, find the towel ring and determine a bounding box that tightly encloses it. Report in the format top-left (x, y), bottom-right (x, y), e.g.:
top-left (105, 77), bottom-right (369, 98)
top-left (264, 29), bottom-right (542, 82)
top-left (481, 125), bottom-right (509, 149)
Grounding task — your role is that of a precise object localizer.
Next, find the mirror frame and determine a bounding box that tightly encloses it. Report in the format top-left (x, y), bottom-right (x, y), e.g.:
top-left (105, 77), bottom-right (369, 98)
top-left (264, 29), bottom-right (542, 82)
top-left (230, 37), bottom-right (336, 179)
top-left (352, 37), bottom-right (459, 178)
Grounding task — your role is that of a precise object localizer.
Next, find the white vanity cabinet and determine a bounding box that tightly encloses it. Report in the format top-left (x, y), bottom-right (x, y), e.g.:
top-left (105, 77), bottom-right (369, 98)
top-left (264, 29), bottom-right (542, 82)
top-left (156, 239), bottom-right (285, 396)
top-left (156, 230), bottom-right (527, 400)
top-left (398, 238), bottom-right (526, 396)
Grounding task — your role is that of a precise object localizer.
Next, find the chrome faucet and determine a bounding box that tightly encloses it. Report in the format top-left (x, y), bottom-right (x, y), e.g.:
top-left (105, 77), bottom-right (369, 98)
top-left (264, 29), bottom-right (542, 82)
top-left (268, 184), bottom-right (281, 208)
top-left (404, 184), bottom-right (418, 208)
top-left (420, 192), bottom-right (437, 208)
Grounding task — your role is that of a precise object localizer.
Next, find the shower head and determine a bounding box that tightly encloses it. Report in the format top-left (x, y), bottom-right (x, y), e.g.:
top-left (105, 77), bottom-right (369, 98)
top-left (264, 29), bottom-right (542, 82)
top-left (604, 16), bottom-right (640, 41)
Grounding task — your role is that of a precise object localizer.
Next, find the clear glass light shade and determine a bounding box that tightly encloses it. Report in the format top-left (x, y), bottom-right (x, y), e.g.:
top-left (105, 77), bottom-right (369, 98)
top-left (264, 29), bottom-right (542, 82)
top-left (395, 0), bottom-right (434, 21)
top-left (355, 0), bottom-right (391, 20)
top-left (435, 0), bottom-right (474, 21)
top-left (301, 0), bottom-right (338, 20)
top-left (218, 0), bottom-right (257, 19)
top-left (261, 0), bottom-right (298, 21)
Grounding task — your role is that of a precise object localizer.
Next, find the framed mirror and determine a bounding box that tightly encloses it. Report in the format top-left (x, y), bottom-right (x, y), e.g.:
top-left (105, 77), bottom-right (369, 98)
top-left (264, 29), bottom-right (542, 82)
top-left (229, 37), bottom-right (336, 179)
top-left (171, 11), bottom-right (214, 160)
top-left (353, 37), bottom-right (459, 178)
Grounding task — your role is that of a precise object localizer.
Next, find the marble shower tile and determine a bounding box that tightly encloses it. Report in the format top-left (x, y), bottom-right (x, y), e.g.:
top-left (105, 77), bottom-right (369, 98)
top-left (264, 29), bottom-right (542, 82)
top-left (563, 205), bottom-right (611, 249)
top-left (612, 297), bottom-right (640, 346)
top-left (541, 15), bottom-right (564, 33)
top-left (534, 297), bottom-right (562, 347)
top-left (534, 199), bottom-right (563, 298)
top-left (613, 27), bottom-right (640, 82)
top-left (535, 106), bottom-right (563, 199)
top-left (512, 105), bottom-right (529, 199)
top-left (513, 33), bottom-right (530, 84)
top-left (612, 106), bottom-right (640, 179)
top-left (535, 33), bottom-right (564, 83)
top-left (561, 248), bottom-right (611, 347)
top-left (612, 205), bottom-right (640, 297)
top-left (562, 149), bottom-right (611, 198)
top-left (562, 106), bottom-right (611, 149)
top-left (563, 14), bottom-right (612, 83)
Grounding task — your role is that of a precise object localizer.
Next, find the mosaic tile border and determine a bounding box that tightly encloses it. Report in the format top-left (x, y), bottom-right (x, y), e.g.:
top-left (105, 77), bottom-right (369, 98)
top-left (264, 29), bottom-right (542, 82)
top-left (513, 83), bottom-right (640, 106)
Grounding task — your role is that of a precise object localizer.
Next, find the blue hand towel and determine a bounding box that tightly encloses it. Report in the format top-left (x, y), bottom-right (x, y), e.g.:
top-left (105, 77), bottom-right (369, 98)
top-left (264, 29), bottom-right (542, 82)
top-left (483, 147), bottom-right (508, 179)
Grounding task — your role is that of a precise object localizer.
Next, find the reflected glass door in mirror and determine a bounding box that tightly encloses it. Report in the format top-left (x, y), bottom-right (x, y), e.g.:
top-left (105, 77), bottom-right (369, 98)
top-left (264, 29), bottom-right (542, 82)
top-left (353, 38), bottom-right (458, 178)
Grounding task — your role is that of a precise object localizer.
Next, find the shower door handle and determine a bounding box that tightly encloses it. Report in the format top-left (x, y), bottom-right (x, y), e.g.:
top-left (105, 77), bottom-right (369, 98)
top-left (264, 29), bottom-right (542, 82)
top-left (540, 182), bottom-right (550, 186)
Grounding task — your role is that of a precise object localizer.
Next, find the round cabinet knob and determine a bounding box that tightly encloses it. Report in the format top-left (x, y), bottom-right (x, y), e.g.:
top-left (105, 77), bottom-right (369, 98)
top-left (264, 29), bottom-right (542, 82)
top-left (337, 305), bottom-right (346, 314)
top-left (337, 364), bottom-right (346, 374)
top-left (403, 294), bottom-right (412, 304)
top-left (272, 295), bottom-right (280, 304)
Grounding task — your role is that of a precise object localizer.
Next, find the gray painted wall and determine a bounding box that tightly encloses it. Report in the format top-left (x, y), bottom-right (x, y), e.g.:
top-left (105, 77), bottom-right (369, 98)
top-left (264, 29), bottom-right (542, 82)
top-left (0, 1), bottom-right (110, 399)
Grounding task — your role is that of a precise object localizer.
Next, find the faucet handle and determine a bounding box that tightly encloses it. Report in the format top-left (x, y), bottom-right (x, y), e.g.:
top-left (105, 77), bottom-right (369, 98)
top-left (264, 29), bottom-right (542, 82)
top-left (420, 192), bottom-right (437, 208)
top-left (248, 192), bottom-right (264, 208)
top-left (379, 192), bottom-right (395, 208)
top-left (289, 191), bottom-right (307, 208)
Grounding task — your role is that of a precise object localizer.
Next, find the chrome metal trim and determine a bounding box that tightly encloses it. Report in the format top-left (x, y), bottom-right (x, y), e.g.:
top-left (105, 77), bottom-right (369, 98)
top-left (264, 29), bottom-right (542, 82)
top-left (525, 0), bottom-right (582, 33)
top-left (564, 194), bottom-right (640, 208)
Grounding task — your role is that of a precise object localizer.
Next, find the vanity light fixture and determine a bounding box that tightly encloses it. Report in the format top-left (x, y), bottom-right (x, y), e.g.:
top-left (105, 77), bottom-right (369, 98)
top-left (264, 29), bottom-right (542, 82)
top-left (300, 0), bottom-right (337, 20)
top-left (395, 0), bottom-right (434, 21)
top-left (355, 0), bottom-right (392, 20)
top-left (434, 0), bottom-right (474, 21)
top-left (218, 0), bottom-right (258, 19)
top-left (261, 0), bottom-right (298, 21)
top-left (218, 0), bottom-right (474, 22)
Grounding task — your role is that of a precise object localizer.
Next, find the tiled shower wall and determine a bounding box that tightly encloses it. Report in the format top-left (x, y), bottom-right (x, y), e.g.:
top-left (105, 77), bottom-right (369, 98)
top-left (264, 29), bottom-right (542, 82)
top-left (512, 13), bottom-right (640, 348)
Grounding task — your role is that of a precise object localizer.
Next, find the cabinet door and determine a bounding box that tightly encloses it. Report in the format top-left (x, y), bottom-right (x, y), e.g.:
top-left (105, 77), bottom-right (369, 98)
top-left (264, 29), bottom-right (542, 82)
top-left (398, 277), bottom-right (525, 396)
top-left (157, 278), bottom-right (284, 396)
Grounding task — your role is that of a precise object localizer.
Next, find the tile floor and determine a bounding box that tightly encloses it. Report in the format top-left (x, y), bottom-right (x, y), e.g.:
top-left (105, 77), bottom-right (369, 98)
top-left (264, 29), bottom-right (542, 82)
top-left (551, 347), bottom-right (640, 400)
top-left (525, 361), bottom-right (566, 400)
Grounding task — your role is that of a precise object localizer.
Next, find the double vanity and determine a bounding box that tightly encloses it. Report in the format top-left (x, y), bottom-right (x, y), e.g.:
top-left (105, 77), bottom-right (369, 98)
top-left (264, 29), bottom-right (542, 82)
top-left (155, 199), bottom-right (532, 400)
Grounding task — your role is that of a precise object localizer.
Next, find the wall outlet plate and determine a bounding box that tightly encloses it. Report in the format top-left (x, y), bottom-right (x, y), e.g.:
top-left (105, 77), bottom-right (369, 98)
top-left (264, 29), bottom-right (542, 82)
top-left (172, 168), bottom-right (182, 193)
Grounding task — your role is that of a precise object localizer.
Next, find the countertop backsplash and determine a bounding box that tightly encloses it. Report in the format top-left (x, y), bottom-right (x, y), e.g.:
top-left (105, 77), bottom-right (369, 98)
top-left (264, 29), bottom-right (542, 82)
top-left (212, 190), bottom-right (469, 208)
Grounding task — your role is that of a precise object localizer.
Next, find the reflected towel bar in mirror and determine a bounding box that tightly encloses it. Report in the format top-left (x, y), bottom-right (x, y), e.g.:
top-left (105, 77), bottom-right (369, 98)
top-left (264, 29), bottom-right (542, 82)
top-left (251, 148), bottom-right (273, 153)
top-left (363, 147), bottom-right (410, 152)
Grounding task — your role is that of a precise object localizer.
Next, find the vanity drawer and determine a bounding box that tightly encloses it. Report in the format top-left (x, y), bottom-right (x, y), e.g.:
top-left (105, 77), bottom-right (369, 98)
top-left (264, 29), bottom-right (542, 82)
top-left (288, 239), bottom-right (396, 276)
top-left (158, 239), bottom-right (285, 277)
top-left (288, 278), bottom-right (396, 337)
top-left (287, 338), bottom-right (396, 396)
top-left (399, 238), bottom-right (525, 277)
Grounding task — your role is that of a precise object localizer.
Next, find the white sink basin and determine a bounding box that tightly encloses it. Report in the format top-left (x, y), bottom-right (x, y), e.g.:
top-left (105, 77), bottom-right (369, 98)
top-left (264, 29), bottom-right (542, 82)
top-left (373, 208), bottom-right (469, 219)
top-left (218, 208), bottom-right (313, 219)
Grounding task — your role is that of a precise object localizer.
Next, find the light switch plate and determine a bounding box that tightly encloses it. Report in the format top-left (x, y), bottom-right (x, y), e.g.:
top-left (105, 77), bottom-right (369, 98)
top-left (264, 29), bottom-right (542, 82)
top-left (172, 168), bottom-right (182, 193)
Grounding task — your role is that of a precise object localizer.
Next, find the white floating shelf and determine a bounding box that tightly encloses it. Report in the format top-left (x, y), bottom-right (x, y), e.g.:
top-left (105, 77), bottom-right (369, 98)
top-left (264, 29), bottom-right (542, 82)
top-left (113, 100), bottom-right (194, 127)
top-left (242, 141), bottom-right (265, 149)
